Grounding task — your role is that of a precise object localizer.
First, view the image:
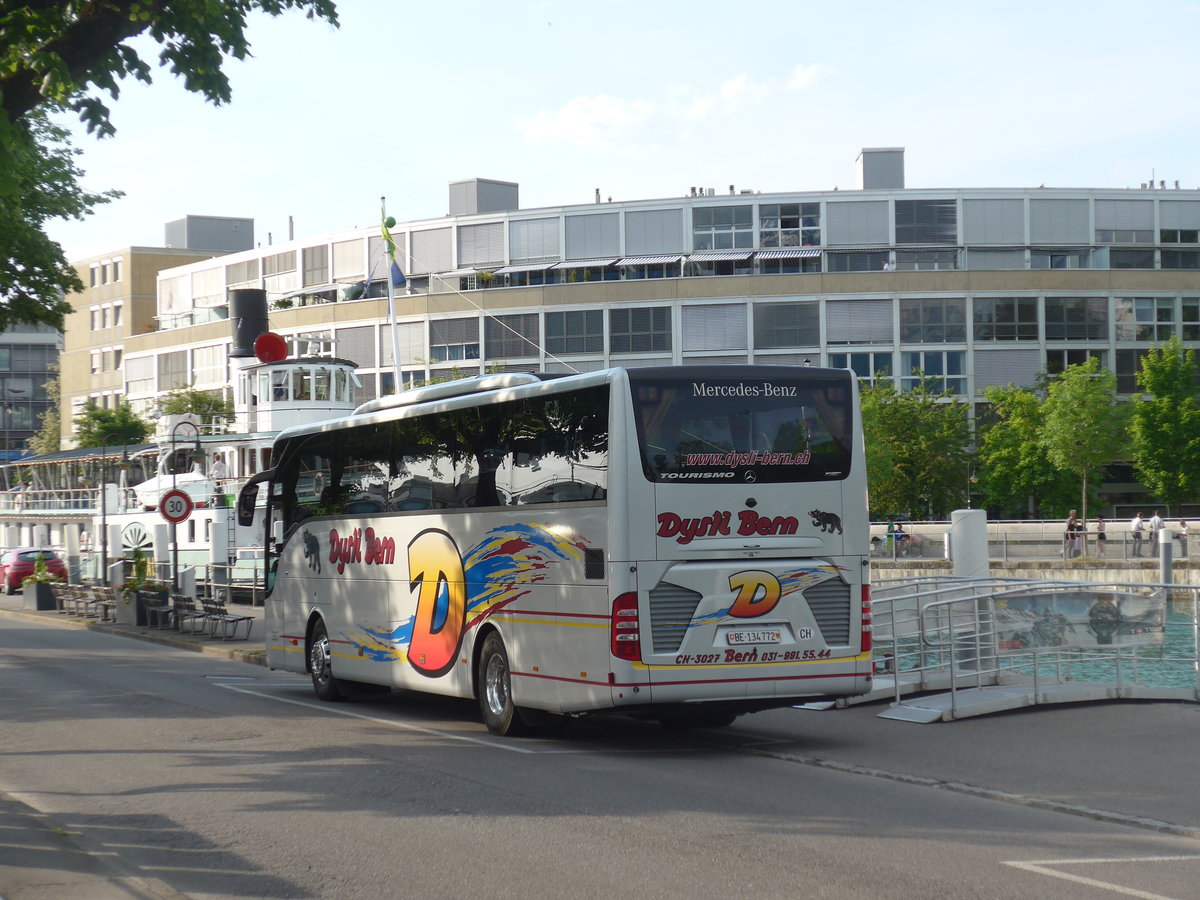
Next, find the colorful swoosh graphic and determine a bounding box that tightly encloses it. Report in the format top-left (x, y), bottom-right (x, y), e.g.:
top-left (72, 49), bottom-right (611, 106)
top-left (342, 523), bottom-right (588, 662)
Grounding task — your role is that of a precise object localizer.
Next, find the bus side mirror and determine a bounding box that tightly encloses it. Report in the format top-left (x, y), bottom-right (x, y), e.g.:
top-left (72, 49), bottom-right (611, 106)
top-left (236, 483), bottom-right (258, 526)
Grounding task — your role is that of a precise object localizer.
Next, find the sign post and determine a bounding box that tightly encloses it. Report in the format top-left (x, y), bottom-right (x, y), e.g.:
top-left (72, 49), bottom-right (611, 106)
top-left (160, 488), bottom-right (194, 592)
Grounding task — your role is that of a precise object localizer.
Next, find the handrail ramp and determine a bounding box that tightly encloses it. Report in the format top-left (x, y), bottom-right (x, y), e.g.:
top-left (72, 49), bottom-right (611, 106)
top-left (864, 575), bottom-right (1200, 722)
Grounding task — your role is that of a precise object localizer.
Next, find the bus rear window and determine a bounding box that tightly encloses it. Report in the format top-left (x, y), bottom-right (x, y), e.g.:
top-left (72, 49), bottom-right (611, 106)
top-left (631, 370), bottom-right (853, 483)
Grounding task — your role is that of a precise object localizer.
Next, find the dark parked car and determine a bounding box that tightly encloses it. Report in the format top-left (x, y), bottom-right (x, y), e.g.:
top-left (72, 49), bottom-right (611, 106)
top-left (0, 548), bottom-right (67, 594)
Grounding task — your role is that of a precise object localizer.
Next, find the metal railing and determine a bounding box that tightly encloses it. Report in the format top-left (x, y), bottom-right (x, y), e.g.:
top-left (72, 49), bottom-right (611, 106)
top-left (870, 575), bottom-right (1200, 719)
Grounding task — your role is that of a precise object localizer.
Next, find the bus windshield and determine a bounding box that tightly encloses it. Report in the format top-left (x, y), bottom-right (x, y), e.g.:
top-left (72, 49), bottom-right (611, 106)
top-left (630, 370), bottom-right (853, 483)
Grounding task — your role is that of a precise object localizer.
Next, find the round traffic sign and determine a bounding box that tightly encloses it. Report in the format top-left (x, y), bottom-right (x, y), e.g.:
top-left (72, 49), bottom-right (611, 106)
top-left (160, 488), bottom-right (194, 524)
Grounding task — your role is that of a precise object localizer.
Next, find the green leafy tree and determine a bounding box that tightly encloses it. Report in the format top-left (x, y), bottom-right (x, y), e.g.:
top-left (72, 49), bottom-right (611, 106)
top-left (73, 401), bottom-right (151, 448)
top-left (1129, 335), bottom-right (1200, 512)
top-left (0, 109), bottom-right (118, 329)
top-left (27, 363), bottom-right (63, 456)
top-left (158, 385), bottom-right (234, 428)
top-left (1040, 358), bottom-right (1127, 524)
top-left (976, 384), bottom-right (1076, 518)
top-left (1, 0), bottom-right (340, 327)
top-left (860, 374), bottom-right (973, 519)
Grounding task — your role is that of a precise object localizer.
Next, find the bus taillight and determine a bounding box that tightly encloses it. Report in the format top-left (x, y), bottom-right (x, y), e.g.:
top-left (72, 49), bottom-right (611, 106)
top-left (611, 592), bottom-right (641, 660)
top-left (861, 585), bottom-right (873, 654)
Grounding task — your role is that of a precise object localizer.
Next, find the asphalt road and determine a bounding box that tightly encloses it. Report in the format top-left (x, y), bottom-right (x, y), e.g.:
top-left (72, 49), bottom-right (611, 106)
top-left (1, 613), bottom-right (1198, 899)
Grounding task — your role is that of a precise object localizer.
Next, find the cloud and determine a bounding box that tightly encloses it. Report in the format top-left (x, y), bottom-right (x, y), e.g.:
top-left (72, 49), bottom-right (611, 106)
top-left (517, 64), bottom-right (826, 151)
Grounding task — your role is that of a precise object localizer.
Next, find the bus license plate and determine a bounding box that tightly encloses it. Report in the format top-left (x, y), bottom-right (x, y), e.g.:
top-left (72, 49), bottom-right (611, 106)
top-left (726, 628), bottom-right (783, 645)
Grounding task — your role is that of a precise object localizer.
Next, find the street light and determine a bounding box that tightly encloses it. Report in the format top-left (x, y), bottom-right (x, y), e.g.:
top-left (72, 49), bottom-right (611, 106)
top-left (99, 432), bottom-right (130, 585)
top-left (170, 420), bottom-right (205, 591)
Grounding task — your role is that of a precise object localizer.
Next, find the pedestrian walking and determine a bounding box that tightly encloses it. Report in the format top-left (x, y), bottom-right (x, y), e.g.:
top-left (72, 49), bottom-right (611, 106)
top-left (1178, 519), bottom-right (1189, 559)
top-left (1131, 512), bottom-right (1145, 557)
top-left (1095, 515), bottom-right (1107, 559)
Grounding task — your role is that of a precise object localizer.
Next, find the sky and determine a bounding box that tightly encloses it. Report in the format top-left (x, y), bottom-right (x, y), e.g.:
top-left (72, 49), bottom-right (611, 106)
top-left (45, 0), bottom-right (1200, 261)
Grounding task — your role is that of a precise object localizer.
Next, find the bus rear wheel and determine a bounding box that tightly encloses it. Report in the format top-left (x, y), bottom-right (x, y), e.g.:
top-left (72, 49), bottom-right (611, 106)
top-left (478, 633), bottom-right (529, 736)
top-left (309, 620), bottom-right (349, 702)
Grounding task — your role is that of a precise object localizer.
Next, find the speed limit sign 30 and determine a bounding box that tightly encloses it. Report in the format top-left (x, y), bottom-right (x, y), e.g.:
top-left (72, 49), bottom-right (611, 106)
top-left (159, 488), bottom-right (194, 524)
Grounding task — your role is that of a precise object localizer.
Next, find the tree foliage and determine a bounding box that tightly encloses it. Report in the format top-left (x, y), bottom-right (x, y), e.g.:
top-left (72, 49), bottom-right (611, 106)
top-left (158, 384), bottom-right (234, 426)
top-left (0, 0), bottom-right (340, 327)
top-left (1039, 358), bottom-right (1127, 523)
top-left (860, 374), bottom-right (973, 519)
top-left (0, 109), bottom-right (118, 329)
top-left (73, 401), bottom-right (151, 447)
top-left (26, 363), bottom-right (63, 456)
top-left (1129, 334), bottom-right (1200, 510)
top-left (976, 384), bottom-right (1077, 518)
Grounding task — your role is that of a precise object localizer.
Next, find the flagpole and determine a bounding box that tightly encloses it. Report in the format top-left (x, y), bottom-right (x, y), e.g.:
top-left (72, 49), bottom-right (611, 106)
top-left (381, 196), bottom-right (402, 393)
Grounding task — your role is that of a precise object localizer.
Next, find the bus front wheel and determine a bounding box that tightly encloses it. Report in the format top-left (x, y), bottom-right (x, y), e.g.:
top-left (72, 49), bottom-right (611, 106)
top-left (477, 633), bottom-right (529, 736)
top-left (309, 620), bottom-right (349, 702)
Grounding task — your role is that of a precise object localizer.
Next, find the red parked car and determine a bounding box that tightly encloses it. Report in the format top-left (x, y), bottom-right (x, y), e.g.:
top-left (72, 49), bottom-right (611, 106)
top-left (0, 548), bottom-right (68, 594)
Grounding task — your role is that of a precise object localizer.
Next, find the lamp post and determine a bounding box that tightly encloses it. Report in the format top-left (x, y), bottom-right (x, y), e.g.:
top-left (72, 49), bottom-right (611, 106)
top-left (170, 420), bottom-right (204, 591)
top-left (98, 432), bottom-right (130, 585)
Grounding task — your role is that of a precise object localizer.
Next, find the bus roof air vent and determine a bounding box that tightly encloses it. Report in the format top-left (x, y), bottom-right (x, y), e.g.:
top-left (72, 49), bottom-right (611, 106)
top-left (352, 373), bottom-right (543, 416)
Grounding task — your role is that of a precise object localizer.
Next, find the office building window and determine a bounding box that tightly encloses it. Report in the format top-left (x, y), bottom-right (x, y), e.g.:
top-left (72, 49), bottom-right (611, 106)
top-left (753, 302), bottom-right (819, 349)
top-left (1046, 349), bottom-right (1106, 378)
top-left (692, 205), bottom-right (753, 251)
top-left (826, 251), bottom-right (888, 272)
top-left (759, 203), bottom-right (820, 247)
top-left (485, 314), bottom-right (540, 359)
top-left (610, 307), bottom-right (670, 353)
top-left (1183, 298), bottom-right (1200, 341)
top-left (226, 258), bottom-right (260, 287)
top-left (828, 351), bottom-right (893, 384)
top-left (973, 297), bottom-right (1038, 341)
top-left (1045, 297), bottom-right (1107, 340)
top-left (901, 350), bottom-right (965, 395)
top-left (895, 199), bottom-right (957, 244)
top-left (895, 249), bottom-right (958, 271)
top-left (302, 245), bottom-right (329, 286)
top-left (430, 317), bottom-right (479, 362)
top-left (1110, 249), bottom-right (1155, 269)
top-left (1115, 349), bottom-right (1148, 393)
top-left (1096, 229), bottom-right (1153, 243)
top-left (1161, 250), bottom-right (1200, 269)
top-left (899, 298), bottom-right (966, 343)
top-left (1161, 229), bottom-right (1200, 243)
top-left (1115, 297), bottom-right (1174, 342)
top-left (545, 310), bottom-right (603, 354)
top-left (1031, 249), bottom-right (1091, 269)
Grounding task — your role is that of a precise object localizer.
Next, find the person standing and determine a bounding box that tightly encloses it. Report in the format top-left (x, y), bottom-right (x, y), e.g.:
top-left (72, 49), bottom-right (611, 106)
top-left (1178, 519), bottom-right (1189, 559)
top-left (1150, 510), bottom-right (1164, 546)
top-left (1095, 515), bottom-right (1107, 559)
top-left (1065, 510), bottom-right (1082, 559)
top-left (1131, 512), bottom-right (1145, 557)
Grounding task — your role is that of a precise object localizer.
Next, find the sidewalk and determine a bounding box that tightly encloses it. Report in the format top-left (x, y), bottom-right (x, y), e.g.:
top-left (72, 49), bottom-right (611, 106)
top-left (0, 594), bottom-right (268, 665)
top-left (0, 595), bottom-right (266, 899)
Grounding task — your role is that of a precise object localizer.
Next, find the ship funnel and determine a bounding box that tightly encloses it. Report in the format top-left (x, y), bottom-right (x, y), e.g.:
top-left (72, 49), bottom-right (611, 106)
top-left (228, 289), bottom-right (269, 358)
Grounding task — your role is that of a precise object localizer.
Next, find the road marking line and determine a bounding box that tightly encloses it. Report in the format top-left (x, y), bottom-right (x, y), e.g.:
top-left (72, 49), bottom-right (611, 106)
top-left (1003, 856), bottom-right (1200, 900)
top-left (214, 683), bottom-right (539, 753)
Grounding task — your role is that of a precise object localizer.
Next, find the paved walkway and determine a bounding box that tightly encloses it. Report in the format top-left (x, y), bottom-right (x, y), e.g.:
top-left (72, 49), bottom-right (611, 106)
top-left (0, 596), bottom-right (267, 899)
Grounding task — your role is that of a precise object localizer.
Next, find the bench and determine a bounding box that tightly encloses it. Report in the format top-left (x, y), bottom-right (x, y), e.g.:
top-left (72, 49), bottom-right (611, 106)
top-left (94, 586), bottom-right (117, 623)
top-left (172, 595), bottom-right (209, 634)
top-left (139, 592), bottom-right (174, 629)
top-left (201, 597), bottom-right (253, 640)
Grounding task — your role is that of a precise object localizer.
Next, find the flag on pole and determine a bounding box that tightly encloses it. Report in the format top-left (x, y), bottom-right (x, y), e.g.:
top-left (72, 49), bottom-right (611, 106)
top-left (390, 260), bottom-right (406, 287)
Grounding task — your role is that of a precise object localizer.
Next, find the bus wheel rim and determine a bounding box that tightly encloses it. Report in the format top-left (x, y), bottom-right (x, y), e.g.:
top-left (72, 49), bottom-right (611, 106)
top-left (311, 636), bottom-right (331, 684)
top-left (484, 654), bottom-right (508, 716)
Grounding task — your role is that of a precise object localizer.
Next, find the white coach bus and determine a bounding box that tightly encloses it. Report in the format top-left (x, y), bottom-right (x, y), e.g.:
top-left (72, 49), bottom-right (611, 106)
top-left (237, 365), bottom-right (872, 735)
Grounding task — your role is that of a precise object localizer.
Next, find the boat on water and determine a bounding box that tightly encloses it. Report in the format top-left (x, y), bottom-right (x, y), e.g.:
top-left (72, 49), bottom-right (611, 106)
top-left (0, 290), bottom-right (362, 583)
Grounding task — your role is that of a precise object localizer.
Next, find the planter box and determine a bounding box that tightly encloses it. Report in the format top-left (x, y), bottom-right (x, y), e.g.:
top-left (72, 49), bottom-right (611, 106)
top-left (22, 581), bottom-right (57, 611)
